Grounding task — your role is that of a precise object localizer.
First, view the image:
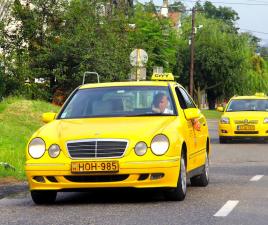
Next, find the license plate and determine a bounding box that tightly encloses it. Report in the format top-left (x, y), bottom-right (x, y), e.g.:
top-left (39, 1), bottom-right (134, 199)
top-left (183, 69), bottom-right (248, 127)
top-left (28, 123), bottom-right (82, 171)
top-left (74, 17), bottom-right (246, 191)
top-left (71, 161), bottom-right (119, 173)
top-left (237, 125), bottom-right (255, 130)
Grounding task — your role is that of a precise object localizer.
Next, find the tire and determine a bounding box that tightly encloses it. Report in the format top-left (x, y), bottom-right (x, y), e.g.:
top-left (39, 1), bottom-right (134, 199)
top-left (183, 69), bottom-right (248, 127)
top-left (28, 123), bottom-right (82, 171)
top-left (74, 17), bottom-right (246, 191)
top-left (190, 152), bottom-right (209, 187)
top-left (165, 154), bottom-right (187, 201)
top-left (31, 190), bottom-right (57, 205)
top-left (219, 137), bottom-right (227, 143)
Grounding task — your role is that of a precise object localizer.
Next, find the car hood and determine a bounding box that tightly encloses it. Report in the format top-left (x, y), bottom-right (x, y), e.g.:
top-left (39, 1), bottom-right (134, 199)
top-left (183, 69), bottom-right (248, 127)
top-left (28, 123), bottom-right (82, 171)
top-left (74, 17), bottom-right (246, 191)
top-left (36, 116), bottom-right (177, 143)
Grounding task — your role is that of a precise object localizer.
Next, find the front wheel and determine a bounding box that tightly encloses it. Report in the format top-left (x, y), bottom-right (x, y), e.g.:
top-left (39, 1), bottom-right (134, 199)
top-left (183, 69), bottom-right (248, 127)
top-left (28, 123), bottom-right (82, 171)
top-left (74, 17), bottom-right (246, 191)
top-left (31, 190), bottom-right (57, 205)
top-left (165, 155), bottom-right (187, 201)
top-left (190, 152), bottom-right (209, 187)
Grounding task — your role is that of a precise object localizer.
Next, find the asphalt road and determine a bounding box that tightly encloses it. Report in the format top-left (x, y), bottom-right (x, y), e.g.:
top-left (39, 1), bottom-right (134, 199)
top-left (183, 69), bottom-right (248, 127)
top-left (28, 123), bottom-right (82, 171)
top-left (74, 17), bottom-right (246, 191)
top-left (0, 119), bottom-right (267, 225)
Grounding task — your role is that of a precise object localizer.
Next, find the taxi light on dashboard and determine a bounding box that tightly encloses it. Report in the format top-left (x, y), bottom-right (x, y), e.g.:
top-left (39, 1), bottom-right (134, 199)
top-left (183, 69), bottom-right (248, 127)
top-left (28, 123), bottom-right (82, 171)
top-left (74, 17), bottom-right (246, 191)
top-left (255, 92), bottom-right (266, 97)
top-left (220, 117), bottom-right (230, 124)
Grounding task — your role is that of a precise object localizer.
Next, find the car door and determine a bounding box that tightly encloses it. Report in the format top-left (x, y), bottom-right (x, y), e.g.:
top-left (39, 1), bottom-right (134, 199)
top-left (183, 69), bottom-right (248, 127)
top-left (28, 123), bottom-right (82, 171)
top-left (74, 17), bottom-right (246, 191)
top-left (175, 87), bottom-right (206, 170)
top-left (174, 87), bottom-right (196, 171)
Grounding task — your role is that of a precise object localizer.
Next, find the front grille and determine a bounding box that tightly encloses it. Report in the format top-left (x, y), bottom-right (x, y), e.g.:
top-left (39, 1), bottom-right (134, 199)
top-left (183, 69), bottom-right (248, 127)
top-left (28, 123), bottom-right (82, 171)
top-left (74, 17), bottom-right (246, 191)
top-left (234, 131), bottom-right (259, 134)
top-left (64, 175), bottom-right (129, 182)
top-left (67, 139), bottom-right (128, 159)
top-left (234, 120), bottom-right (258, 124)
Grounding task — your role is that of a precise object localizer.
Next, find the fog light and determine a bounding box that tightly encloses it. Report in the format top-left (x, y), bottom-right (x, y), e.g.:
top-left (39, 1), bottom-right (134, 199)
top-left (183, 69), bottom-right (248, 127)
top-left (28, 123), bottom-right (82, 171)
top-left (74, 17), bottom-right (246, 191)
top-left (33, 176), bottom-right (45, 183)
top-left (48, 144), bottom-right (61, 158)
top-left (150, 173), bottom-right (164, 180)
top-left (135, 142), bottom-right (147, 156)
top-left (138, 174), bottom-right (149, 181)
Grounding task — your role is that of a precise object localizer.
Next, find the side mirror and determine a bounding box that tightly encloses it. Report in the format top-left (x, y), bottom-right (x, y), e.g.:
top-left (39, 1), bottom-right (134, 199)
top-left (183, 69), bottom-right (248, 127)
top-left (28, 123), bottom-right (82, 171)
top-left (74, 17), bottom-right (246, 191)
top-left (217, 107), bottom-right (224, 112)
top-left (184, 108), bottom-right (200, 120)
top-left (42, 112), bottom-right (57, 123)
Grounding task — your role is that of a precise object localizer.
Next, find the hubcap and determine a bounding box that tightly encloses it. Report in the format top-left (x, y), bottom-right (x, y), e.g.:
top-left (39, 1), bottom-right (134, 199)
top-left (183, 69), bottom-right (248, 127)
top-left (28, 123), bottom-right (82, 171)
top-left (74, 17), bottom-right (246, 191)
top-left (180, 158), bottom-right (187, 194)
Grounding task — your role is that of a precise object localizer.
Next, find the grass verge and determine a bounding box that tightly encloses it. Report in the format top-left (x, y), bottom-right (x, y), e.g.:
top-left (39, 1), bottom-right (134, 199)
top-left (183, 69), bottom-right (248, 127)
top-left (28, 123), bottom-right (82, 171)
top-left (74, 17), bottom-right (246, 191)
top-left (0, 97), bottom-right (59, 180)
top-left (201, 109), bottom-right (222, 119)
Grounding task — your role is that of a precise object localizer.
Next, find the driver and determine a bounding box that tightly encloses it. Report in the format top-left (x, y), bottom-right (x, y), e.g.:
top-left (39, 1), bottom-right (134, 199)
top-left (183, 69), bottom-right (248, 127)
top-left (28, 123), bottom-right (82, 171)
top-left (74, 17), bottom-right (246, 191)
top-left (152, 92), bottom-right (173, 114)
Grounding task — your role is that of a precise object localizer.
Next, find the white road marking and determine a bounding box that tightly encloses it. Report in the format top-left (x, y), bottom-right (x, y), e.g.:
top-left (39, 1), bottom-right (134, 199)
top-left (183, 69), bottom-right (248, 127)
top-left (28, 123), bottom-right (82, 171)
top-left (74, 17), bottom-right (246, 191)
top-left (214, 200), bottom-right (239, 217)
top-left (250, 175), bottom-right (264, 181)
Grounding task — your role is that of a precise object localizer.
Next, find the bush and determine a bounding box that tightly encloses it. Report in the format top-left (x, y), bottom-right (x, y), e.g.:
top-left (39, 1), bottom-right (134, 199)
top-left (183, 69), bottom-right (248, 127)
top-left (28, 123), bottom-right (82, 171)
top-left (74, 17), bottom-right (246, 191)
top-left (0, 71), bottom-right (5, 100)
top-left (16, 83), bottom-right (51, 101)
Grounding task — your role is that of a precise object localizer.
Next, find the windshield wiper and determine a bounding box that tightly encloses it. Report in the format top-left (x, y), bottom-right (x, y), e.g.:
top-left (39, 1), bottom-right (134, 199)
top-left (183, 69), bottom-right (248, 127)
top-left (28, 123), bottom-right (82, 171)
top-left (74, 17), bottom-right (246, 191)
top-left (125, 113), bottom-right (175, 116)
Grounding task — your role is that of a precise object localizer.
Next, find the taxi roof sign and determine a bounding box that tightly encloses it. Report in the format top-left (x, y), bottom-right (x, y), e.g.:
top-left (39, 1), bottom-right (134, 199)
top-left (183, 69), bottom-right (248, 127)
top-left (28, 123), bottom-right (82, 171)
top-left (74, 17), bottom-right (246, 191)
top-left (151, 73), bottom-right (174, 81)
top-left (255, 92), bottom-right (266, 97)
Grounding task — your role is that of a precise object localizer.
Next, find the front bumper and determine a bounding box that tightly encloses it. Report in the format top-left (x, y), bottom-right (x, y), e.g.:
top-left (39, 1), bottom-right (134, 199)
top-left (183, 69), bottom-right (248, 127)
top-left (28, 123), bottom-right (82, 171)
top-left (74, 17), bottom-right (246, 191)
top-left (26, 158), bottom-right (180, 191)
top-left (219, 123), bottom-right (268, 137)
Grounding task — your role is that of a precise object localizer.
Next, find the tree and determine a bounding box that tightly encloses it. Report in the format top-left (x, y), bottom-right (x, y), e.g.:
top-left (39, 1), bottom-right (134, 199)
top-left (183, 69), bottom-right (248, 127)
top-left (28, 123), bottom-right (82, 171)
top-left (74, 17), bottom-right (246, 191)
top-left (177, 14), bottom-right (258, 108)
top-left (195, 1), bottom-right (239, 28)
top-left (260, 46), bottom-right (268, 61)
top-left (128, 3), bottom-right (179, 76)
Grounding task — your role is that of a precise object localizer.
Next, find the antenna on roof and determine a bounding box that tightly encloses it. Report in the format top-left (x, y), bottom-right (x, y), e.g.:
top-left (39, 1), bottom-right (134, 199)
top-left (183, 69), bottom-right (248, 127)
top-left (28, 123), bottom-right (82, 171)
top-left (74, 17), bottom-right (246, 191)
top-left (82, 71), bottom-right (100, 84)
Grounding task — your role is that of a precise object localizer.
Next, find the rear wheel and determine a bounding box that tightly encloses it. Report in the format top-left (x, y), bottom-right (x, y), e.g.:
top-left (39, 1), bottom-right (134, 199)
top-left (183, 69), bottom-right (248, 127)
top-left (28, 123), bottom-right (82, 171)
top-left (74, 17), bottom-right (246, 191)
top-left (165, 154), bottom-right (187, 201)
top-left (31, 190), bottom-right (57, 205)
top-left (190, 152), bottom-right (209, 187)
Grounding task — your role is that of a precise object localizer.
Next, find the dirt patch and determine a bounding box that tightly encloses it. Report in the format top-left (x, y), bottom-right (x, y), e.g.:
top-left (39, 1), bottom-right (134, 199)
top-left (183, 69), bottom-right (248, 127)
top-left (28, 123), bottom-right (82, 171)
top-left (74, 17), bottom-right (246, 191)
top-left (0, 177), bottom-right (23, 186)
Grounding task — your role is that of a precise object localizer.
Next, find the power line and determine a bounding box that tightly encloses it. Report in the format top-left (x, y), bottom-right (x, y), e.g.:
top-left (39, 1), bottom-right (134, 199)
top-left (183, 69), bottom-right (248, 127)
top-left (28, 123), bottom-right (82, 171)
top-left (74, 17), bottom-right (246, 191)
top-left (240, 28), bottom-right (268, 35)
top-left (183, 0), bottom-right (268, 6)
top-left (245, 0), bottom-right (268, 3)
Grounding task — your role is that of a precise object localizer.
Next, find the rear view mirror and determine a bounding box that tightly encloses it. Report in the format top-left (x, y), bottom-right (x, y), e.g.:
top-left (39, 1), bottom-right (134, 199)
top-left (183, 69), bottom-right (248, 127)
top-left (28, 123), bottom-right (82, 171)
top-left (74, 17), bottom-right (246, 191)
top-left (184, 108), bottom-right (200, 120)
top-left (42, 112), bottom-right (57, 123)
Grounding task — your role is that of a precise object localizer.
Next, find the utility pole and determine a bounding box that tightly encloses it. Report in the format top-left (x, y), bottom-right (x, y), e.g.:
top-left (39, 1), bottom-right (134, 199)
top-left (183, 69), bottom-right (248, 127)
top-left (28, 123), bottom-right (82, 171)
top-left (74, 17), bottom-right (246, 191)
top-left (189, 7), bottom-right (195, 97)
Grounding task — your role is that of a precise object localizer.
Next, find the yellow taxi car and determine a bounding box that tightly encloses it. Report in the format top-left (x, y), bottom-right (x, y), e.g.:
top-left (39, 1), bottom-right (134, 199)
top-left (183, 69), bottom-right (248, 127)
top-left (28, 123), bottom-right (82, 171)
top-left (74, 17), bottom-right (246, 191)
top-left (218, 93), bottom-right (268, 143)
top-left (26, 73), bottom-right (210, 204)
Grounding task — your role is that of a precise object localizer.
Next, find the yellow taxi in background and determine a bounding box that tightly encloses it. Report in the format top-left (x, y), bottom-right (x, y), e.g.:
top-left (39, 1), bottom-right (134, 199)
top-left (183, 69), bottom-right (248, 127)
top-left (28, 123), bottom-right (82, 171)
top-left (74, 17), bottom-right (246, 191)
top-left (26, 73), bottom-right (210, 204)
top-left (218, 93), bottom-right (268, 143)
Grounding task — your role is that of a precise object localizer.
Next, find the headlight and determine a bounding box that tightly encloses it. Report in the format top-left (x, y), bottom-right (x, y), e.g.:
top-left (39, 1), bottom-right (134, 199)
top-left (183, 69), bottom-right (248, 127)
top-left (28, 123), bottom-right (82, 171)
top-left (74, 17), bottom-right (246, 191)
top-left (220, 117), bottom-right (230, 124)
top-left (48, 144), bottom-right (61, 158)
top-left (264, 118), bottom-right (268, 123)
top-left (134, 142), bottom-right (147, 156)
top-left (151, 134), bottom-right (169, 156)
top-left (28, 138), bottom-right (46, 159)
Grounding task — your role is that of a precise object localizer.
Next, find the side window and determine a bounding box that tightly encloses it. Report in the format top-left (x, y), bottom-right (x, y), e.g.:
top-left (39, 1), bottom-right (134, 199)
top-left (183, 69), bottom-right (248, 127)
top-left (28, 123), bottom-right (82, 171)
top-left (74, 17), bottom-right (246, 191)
top-left (175, 87), bottom-right (187, 109)
top-left (175, 87), bottom-right (196, 109)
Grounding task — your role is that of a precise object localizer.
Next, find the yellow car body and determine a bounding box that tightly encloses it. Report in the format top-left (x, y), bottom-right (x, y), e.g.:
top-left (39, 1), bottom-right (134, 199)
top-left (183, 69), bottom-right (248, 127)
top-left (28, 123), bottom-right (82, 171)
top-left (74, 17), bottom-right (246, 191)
top-left (26, 76), bottom-right (210, 204)
top-left (218, 94), bottom-right (268, 143)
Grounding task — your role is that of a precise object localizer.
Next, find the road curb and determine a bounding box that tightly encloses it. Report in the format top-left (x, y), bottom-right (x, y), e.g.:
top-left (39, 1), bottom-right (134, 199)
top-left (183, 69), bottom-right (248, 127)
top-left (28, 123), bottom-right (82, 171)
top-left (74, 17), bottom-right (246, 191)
top-left (0, 182), bottom-right (28, 199)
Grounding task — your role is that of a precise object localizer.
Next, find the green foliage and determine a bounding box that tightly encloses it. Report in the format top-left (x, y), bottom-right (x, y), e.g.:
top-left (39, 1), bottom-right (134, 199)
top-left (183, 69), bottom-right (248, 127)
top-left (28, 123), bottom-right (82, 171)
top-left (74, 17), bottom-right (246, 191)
top-left (260, 46), bottom-right (268, 61)
top-left (0, 97), bottom-right (59, 179)
top-left (129, 3), bottom-right (179, 75)
top-left (0, 63), bottom-right (4, 99)
top-left (0, 0), bottom-right (267, 108)
top-left (201, 109), bottom-right (222, 119)
top-left (195, 1), bottom-right (239, 28)
top-left (177, 12), bottom-right (268, 108)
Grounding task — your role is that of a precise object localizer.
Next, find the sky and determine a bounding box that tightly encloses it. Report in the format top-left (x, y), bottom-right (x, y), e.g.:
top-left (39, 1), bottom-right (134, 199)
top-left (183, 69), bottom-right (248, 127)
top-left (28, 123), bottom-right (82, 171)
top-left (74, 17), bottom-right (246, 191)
top-left (139, 0), bottom-right (268, 46)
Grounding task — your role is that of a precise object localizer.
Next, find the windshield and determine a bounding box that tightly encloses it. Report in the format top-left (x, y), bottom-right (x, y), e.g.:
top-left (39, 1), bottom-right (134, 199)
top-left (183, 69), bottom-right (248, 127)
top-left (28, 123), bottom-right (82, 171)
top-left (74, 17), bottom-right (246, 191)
top-left (226, 99), bottom-right (268, 112)
top-left (59, 86), bottom-right (176, 119)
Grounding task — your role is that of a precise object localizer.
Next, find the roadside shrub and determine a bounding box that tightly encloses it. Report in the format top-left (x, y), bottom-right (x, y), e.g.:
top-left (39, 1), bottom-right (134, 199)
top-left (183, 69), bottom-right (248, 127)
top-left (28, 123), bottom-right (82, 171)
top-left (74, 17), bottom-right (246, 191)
top-left (17, 83), bottom-right (51, 101)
